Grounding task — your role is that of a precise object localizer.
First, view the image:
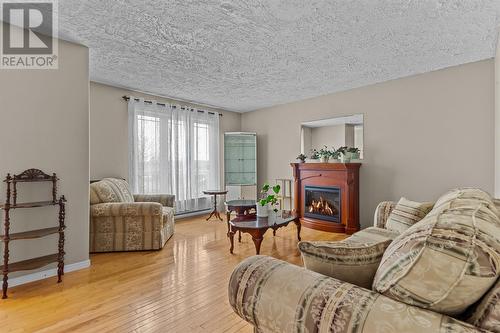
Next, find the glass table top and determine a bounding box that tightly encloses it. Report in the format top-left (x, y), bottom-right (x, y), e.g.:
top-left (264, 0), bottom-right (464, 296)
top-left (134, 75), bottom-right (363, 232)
top-left (229, 211), bottom-right (297, 229)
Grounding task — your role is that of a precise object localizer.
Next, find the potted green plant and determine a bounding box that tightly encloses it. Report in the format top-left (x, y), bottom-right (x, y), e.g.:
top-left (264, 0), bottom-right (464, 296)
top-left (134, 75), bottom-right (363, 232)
top-left (318, 146), bottom-right (331, 163)
top-left (257, 183), bottom-right (281, 217)
top-left (347, 147), bottom-right (360, 160)
top-left (296, 153), bottom-right (307, 163)
top-left (309, 149), bottom-right (320, 163)
top-left (330, 149), bottom-right (341, 162)
top-left (337, 146), bottom-right (349, 163)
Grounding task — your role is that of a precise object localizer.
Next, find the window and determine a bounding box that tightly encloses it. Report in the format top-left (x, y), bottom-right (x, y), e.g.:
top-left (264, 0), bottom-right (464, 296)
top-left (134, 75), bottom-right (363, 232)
top-left (129, 100), bottom-right (220, 213)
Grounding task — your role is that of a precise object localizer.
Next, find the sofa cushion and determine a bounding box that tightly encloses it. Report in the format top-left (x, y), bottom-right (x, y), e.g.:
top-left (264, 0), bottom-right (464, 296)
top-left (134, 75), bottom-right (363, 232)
top-left (373, 188), bottom-right (500, 316)
top-left (90, 202), bottom-right (162, 218)
top-left (465, 278), bottom-right (500, 333)
top-left (385, 197), bottom-right (433, 233)
top-left (349, 226), bottom-right (400, 243)
top-left (90, 178), bottom-right (134, 204)
top-left (299, 227), bottom-right (398, 289)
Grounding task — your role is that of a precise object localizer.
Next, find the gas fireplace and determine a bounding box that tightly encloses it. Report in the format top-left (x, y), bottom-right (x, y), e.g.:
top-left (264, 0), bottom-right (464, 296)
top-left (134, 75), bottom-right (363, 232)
top-left (304, 186), bottom-right (340, 223)
top-left (292, 162), bottom-right (360, 234)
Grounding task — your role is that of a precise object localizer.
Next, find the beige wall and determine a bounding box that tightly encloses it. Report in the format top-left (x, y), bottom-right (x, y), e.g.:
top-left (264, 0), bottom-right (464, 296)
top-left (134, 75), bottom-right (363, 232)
top-left (310, 124), bottom-right (346, 151)
top-left (242, 59), bottom-right (494, 229)
top-left (0, 38), bottom-right (90, 276)
top-left (90, 82), bottom-right (241, 189)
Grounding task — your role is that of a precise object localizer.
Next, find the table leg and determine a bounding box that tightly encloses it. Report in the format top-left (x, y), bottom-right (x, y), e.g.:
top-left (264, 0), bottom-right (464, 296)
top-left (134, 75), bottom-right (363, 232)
top-left (252, 236), bottom-right (263, 255)
top-left (273, 229), bottom-right (276, 236)
top-left (214, 195), bottom-right (219, 220)
top-left (238, 231), bottom-right (242, 243)
top-left (295, 220), bottom-right (301, 241)
top-left (229, 228), bottom-right (235, 254)
top-left (226, 211), bottom-right (231, 237)
top-left (207, 194), bottom-right (223, 221)
top-left (206, 209), bottom-right (216, 221)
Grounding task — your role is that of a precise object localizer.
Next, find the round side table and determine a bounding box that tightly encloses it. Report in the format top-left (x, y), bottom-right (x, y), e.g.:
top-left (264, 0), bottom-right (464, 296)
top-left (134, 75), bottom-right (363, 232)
top-left (203, 190), bottom-right (228, 221)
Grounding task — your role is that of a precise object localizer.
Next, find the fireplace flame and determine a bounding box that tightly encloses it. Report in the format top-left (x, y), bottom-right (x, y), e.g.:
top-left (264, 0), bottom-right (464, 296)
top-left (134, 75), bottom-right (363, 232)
top-left (308, 196), bottom-right (336, 216)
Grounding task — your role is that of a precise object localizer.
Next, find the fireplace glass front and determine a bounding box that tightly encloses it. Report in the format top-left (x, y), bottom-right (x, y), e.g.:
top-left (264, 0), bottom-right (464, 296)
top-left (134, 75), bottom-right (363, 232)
top-left (304, 186), bottom-right (341, 222)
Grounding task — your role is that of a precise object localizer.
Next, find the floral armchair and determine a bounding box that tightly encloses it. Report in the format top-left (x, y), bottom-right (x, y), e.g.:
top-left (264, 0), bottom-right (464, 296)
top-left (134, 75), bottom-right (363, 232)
top-left (229, 189), bottom-right (500, 333)
top-left (89, 178), bottom-right (175, 252)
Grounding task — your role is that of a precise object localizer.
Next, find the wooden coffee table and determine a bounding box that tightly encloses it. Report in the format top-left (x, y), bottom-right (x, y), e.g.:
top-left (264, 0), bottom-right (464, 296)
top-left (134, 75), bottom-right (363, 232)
top-left (225, 199), bottom-right (257, 221)
top-left (228, 211), bottom-right (300, 255)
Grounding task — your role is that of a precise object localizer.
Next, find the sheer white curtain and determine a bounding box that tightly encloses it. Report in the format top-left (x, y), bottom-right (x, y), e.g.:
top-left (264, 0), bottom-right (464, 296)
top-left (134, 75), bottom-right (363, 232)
top-left (128, 97), bottom-right (220, 213)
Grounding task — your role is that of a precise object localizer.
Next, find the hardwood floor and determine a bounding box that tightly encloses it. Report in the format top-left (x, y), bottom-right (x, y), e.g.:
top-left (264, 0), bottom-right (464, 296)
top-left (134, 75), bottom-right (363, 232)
top-left (1, 215), bottom-right (346, 333)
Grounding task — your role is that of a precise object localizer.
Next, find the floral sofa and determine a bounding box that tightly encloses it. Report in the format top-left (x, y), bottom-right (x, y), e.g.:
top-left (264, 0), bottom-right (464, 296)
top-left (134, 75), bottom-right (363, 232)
top-left (229, 188), bottom-right (500, 333)
top-left (89, 178), bottom-right (175, 252)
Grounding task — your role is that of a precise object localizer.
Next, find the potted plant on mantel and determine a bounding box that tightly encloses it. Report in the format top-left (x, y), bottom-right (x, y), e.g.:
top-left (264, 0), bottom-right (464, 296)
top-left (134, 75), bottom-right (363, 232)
top-left (330, 148), bottom-right (341, 163)
top-left (309, 149), bottom-right (320, 163)
top-left (257, 183), bottom-right (281, 217)
top-left (347, 147), bottom-right (360, 160)
top-left (337, 146), bottom-right (349, 163)
top-left (296, 153), bottom-right (307, 163)
top-left (318, 146), bottom-right (331, 163)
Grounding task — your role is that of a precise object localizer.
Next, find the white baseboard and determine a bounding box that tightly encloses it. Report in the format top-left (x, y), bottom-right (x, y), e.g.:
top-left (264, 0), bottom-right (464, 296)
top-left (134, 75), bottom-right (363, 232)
top-left (8, 259), bottom-right (91, 287)
top-left (175, 208), bottom-right (211, 219)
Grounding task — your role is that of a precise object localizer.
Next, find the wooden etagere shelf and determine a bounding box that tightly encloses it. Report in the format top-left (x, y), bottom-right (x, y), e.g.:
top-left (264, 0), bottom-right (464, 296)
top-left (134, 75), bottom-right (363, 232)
top-left (0, 200), bottom-right (60, 209)
top-left (1, 169), bottom-right (66, 299)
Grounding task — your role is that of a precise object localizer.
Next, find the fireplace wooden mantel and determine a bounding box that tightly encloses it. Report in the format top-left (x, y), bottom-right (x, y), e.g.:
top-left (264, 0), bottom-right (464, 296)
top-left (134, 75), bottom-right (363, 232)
top-left (291, 163), bottom-right (361, 234)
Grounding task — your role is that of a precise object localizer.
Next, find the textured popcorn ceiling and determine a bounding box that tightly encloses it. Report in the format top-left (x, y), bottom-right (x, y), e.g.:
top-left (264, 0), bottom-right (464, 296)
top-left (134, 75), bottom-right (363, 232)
top-left (58, 0), bottom-right (500, 112)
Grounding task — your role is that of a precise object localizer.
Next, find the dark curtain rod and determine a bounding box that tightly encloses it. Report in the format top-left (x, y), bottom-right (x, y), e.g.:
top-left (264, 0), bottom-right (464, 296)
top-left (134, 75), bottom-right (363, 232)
top-left (122, 96), bottom-right (222, 117)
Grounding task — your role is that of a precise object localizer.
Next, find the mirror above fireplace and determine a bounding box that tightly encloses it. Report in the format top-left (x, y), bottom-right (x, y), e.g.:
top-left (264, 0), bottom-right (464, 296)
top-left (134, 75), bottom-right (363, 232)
top-left (300, 114), bottom-right (364, 159)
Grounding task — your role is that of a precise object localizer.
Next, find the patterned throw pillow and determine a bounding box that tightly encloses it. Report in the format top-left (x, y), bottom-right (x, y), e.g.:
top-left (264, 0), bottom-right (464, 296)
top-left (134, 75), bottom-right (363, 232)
top-left (373, 188), bottom-right (500, 316)
top-left (433, 188), bottom-right (496, 212)
top-left (385, 197), bottom-right (433, 233)
top-left (90, 178), bottom-right (134, 204)
top-left (299, 227), bottom-right (398, 289)
top-left (465, 278), bottom-right (500, 333)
